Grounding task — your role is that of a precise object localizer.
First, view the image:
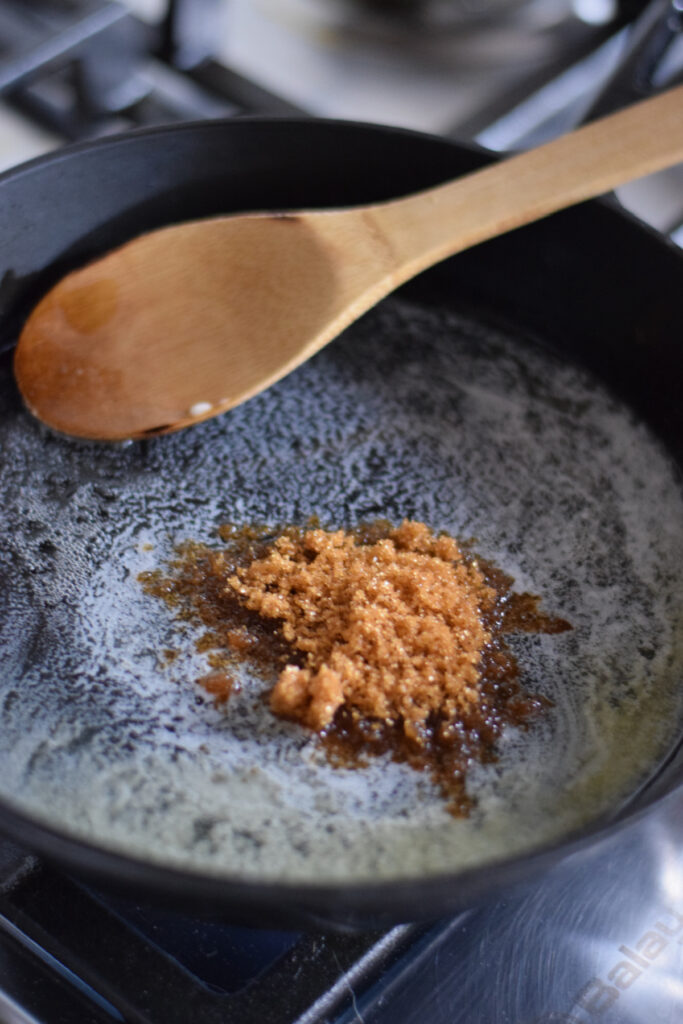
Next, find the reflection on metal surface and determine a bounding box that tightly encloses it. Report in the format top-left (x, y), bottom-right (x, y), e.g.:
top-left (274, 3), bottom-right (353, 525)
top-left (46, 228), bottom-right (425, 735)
top-left (334, 790), bottom-right (683, 1023)
top-left (0, 989), bottom-right (43, 1024)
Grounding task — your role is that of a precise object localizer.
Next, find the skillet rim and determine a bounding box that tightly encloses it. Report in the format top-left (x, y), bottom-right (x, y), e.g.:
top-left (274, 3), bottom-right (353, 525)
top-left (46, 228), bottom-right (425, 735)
top-left (0, 784), bottom-right (673, 925)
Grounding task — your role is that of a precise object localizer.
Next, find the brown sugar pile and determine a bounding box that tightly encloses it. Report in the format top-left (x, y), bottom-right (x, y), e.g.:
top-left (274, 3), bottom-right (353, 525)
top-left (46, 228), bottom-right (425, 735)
top-left (228, 521), bottom-right (496, 743)
top-left (140, 518), bottom-right (570, 815)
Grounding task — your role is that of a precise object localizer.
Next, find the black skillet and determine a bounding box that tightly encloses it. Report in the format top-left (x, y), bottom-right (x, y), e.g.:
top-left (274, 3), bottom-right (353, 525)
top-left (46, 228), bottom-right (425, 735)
top-left (0, 115), bottom-right (681, 930)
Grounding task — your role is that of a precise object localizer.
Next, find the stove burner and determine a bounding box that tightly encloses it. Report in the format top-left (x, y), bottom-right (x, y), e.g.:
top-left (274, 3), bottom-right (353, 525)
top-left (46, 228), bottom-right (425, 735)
top-left (0, 0), bottom-right (662, 144)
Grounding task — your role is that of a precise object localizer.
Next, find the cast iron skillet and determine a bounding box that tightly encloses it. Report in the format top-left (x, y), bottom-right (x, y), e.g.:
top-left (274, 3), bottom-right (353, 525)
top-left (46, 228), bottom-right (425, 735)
top-left (0, 118), bottom-right (681, 930)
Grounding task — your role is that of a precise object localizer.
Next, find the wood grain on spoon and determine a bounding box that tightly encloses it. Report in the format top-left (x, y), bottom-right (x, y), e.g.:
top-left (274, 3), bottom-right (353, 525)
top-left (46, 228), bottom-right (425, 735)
top-left (14, 84), bottom-right (683, 441)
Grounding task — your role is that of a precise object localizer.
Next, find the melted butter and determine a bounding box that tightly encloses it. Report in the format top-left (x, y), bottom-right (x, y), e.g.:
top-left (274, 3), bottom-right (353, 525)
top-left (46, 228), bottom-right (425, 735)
top-left (5, 298), bottom-right (683, 884)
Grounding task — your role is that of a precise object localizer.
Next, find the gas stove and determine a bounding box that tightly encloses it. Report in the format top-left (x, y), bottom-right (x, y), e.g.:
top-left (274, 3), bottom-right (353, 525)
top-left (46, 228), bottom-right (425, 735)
top-left (0, 2), bottom-right (682, 1022)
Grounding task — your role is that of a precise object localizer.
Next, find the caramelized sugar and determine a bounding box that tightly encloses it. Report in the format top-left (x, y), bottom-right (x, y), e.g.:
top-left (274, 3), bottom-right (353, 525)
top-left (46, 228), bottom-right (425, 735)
top-left (140, 521), bottom-right (569, 815)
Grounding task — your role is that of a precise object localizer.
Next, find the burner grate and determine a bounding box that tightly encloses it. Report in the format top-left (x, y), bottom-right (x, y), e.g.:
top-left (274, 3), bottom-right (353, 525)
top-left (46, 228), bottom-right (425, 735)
top-left (0, 0), bottom-right (304, 143)
top-left (0, 853), bottom-right (424, 1024)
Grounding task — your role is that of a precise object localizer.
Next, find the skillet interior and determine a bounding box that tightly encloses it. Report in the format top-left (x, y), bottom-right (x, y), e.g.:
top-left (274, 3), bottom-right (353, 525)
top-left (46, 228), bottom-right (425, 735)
top-left (0, 119), bottom-right (682, 927)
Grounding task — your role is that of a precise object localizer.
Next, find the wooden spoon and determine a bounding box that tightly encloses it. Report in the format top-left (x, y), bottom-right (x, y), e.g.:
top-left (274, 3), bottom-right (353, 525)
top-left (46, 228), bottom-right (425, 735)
top-left (14, 84), bottom-right (683, 441)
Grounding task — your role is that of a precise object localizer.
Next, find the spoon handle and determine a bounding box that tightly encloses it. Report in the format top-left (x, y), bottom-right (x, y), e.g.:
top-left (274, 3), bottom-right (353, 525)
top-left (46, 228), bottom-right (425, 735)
top-left (371, 83), bottom-right (683, 280)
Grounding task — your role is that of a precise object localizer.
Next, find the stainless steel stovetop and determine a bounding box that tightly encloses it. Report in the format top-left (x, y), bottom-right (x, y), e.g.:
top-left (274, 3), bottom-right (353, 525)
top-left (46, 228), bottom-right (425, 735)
top-left (0, 2), bottom-right (681, 1022)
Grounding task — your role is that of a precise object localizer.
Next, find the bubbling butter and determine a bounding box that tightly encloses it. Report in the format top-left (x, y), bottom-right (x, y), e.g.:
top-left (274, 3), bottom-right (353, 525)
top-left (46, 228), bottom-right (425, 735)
top-left (0, 297), bottom-right (680, 883)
